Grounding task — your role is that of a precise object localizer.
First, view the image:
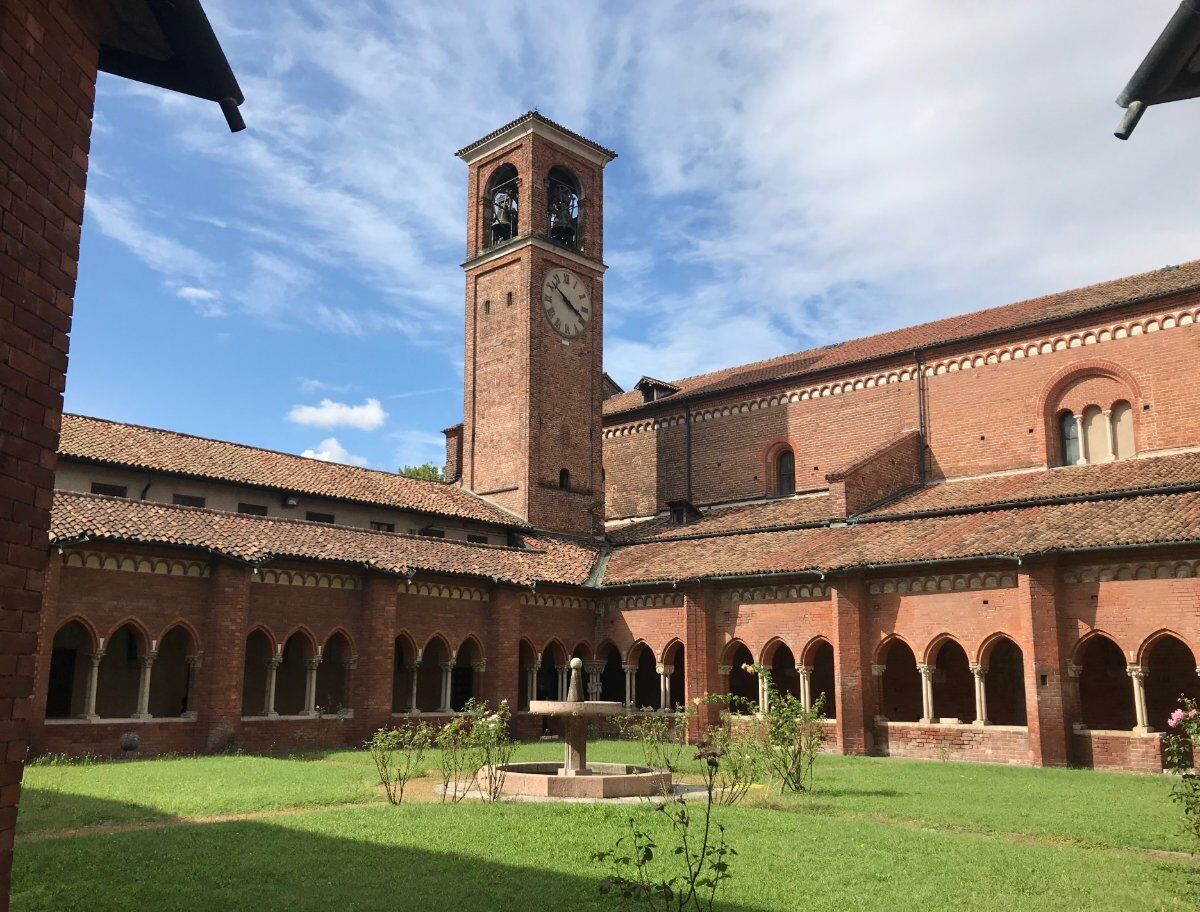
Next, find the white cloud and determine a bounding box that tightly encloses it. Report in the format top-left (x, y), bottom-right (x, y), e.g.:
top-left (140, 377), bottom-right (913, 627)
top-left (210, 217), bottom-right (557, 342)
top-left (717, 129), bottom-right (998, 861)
top-left (300, 437), bottom-right (369, 467)
top-left (390, 429), bottom-right (448, 471)
top-left (87, 194), bottom-right (213, 279)
top-left (287, 397), bottom-right (388, 430)
top-left (175, 286), bottom-right (224, 317)
top-left (299, 378), bottom-right (351, 394)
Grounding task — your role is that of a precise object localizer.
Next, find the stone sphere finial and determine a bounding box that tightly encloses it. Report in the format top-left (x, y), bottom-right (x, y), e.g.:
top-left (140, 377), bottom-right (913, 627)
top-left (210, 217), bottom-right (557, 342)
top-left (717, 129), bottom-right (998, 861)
top-left (570, 656), bottom-right (583, 670)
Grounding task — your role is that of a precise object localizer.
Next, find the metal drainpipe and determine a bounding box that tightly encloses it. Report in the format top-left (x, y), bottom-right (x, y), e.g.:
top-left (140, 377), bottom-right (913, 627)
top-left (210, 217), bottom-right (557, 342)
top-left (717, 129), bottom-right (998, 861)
top-left (685, 404), bottom-right (693, 502)
top-left (916, 350), bottom-right (928, 485)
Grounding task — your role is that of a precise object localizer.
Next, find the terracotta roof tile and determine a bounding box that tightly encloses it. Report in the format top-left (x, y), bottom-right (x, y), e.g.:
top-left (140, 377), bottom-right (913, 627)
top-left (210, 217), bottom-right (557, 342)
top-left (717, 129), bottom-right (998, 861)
top-left (601, 490), bottom-right (1200, 585)
top-left (455, 111), bottom-right (617, 161)
top-left (864, 450), bottom-right (1200, 519)
top-left (59, 414), bottom-right (522, 528)
top-left (51, 491), bottom-right (597, 587)
top-left (604, 261), bottom-right (1200, 418)
top-left (607, 494), bottom-right (831, 544)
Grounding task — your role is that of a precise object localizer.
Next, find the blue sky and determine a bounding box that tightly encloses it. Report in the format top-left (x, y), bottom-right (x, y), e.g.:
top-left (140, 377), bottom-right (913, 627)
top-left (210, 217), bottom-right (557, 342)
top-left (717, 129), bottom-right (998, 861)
top-left (69, 1), bottom-right (1200, 471)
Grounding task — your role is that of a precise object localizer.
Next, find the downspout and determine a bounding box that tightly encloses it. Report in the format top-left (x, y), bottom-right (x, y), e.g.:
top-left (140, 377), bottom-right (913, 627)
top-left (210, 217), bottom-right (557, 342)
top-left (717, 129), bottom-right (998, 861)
top-left (685, 404), bottom-right (693, 502)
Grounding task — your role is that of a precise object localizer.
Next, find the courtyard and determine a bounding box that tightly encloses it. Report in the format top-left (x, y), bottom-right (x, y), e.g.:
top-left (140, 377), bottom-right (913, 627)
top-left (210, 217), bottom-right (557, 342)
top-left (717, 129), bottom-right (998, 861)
top-left (13, 742), bottom-right (1196, 911)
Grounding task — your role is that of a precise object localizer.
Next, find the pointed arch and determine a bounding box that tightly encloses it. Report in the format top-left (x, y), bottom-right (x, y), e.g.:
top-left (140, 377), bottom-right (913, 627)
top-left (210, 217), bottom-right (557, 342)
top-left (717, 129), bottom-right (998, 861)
top-left (540, 638), bottom-right (568, 667)
top-left (661, 638), bottom-right (684, 665)
top-left (927, 635), bottom-right (973, 723)
top-left (45, 619), bottom-right (97, 719)
top-left (1075, 631), bottom-right (1134, 730)
top-left (722, 639), bottom-right (757, 708)
top-left (245, 624), bottom-right (278, 655)
top-left (52, 616), bottom-right (99, 653)
top-left (1141, 631), bottom-right (1200, 731)
top-left (321, 627), bottom-right (357, 660)
top-left (416, 634), bottom-right (451, 712)
top-left (977, 634), bottom-right (1026, 726)
top-left (873, 633), bottom-right (914, 665)
top-left (661, 639), bottom-right (685, 711)
top-left (95, 621), bottom-right (147, 718)
top-left (242, 628), bottom-right (275, 716)
top-left (1071, 628), bottom-right (1129, 666)
top-left (102, 617), bottom-right (150, 654)
top-left (922, 632), bottom-right (967, 665)
top-left (800, 635), bottom-right (833, 667)
top-left (154, 619), bottom-right (200, 654)
top-left (597, 640), bottom-right (624, 703)
top-left (392, 632), bottom-right (417, 714)
top-left (149, 624), bottom-right (196, 718)
top-left (316, 630), bottom-right (353, 714)
top-left (1136, 628), bottom-right (1196, 666)
top-left (570, 641), bottom-right (593, 661)
top-left (628, 641), bottom-right (658, 709)
top-left (279, 625), bottom-right (319, 659)
top-left (876, 635), bottom-right (921, 722)
top-left (456, 635), bottom-right (485, 666)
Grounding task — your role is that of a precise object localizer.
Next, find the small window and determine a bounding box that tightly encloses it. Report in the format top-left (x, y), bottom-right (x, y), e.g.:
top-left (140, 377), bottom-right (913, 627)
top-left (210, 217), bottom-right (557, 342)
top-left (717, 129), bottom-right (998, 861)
top-left (172, 494), bottom-right (206, 508)
top-left (306, 511), bottom-right (335, 524)
top-left (775, 448), bottom-right (796, 495)
top-left (90, 482), bottom-right (127, 498)
top-left (238, 503), bottom-right (268, 516)
top-left (467, 534), bottom-right (488, 544)
top-left (1111, 400), bottom-right (1135, 460)
top-left (371, 521), bottom-right (395, 533)
top-left (670, 504), bottom-right (686, 524)
top-left (420, 528), bottom-right (445, 539)
top-left (1059, 411), bottom-right (1080, 466)
top-left (559, 468), bottom-right (570, 490)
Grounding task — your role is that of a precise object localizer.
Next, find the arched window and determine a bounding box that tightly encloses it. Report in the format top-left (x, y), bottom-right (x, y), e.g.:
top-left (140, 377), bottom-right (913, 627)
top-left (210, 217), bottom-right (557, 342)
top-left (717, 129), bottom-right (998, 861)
top-left (1082, 405), bottom-right (1106, 465)
top-left (484, 164), bottom-right (518, 248)
top-left (1059, 410), bottom-right (1080, 467)
top-left (775, 448), bottom-right (795, 495)
top-left (559, 468), bottom-right (570, 490)
top-left (1111, 400), bottom-right (1135, 460)
top-left (546, 166), bottom-right (581, 250)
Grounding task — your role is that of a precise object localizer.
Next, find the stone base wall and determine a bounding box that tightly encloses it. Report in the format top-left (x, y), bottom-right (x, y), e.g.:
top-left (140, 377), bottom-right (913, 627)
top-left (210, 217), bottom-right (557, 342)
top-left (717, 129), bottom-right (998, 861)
top-left (1071, 729), bottom-right (1164, 773)
top-left (873, 720), bottom-right (1031, 764)
top-left (39, 720), bottom-right (200, 759)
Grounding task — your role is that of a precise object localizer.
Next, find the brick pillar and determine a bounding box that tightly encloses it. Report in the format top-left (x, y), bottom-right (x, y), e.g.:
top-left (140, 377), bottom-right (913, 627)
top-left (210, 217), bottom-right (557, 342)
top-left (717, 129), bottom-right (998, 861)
top-left (830, 574), bottom-right (870, 755)
top-left (682, 585), bottom-right (717, 739)
top-left (355, 574), bottom-right (395, 736)
top-left (1017, 558), bottom-right (1070, 767)
top-left (486, 586), bottom-right (522, 715)
top-left (29, 551), bottom-right (64, 753)
top-left (201, 561), bottom-right (251, 751)
top-left (0, 2), bottom-right (109, 906)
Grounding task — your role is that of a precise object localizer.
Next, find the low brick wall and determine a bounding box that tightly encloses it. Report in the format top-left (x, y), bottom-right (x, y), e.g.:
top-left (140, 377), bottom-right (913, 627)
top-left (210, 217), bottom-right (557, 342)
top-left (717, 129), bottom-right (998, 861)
top-left (39, 720), bottom-right (201, 758)
top-left (238, 716), bottom-right (363, 753)
top-left (1071, 729), bottom-right (1164, 772)
top-left (873, 720), bottom-right (1030, 764)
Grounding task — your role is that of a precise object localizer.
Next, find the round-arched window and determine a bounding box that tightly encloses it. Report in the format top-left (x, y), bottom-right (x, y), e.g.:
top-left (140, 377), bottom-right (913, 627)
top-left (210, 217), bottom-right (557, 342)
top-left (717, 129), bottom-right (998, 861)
top-left (775, 448), bottom-right (796, 495)
top-left (547, 167), bottom-right (581, 250)
top-left (485, 164), bottom-right (518, 248)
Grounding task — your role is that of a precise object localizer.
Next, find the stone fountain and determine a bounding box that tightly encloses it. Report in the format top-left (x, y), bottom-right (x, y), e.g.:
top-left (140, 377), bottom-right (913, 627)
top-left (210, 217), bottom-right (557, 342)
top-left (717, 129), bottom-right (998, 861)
top-left (484, 657), bottom-right (672, 799)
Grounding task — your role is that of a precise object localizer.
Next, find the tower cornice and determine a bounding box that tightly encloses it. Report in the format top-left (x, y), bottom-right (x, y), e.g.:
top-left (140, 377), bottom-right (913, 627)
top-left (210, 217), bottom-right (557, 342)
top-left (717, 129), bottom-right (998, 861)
top-left (456, 111), bottom-right (617, 167)
top-left (461, 236), bottom-right (608, 274)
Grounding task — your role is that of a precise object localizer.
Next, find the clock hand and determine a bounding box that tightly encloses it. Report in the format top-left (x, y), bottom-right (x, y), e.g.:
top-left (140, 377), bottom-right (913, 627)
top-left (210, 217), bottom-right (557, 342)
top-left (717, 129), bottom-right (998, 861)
top-left (557, 286), bottom-right (584, 321)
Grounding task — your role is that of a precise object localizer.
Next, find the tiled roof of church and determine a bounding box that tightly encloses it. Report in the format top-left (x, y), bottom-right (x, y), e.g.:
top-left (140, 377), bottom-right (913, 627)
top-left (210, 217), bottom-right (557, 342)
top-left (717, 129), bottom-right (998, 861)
top-left (455, 111), bottom-right (617, 161)
top-left (601, 489), bottom-right (1200, 585)
top-left (607, 493), bottom-right (832, 544)
top-left (603, 260), bottom-right (1200, 418)
top-left (50, 491), bottom-right (596, 587)
top-left (58, 414), bottom-right (524, 528)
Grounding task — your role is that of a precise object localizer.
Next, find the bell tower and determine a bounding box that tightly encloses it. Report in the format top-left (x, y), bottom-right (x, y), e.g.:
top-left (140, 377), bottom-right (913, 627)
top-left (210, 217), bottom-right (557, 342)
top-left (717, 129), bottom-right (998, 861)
top-left (455, 113), bottom-right (616, 536)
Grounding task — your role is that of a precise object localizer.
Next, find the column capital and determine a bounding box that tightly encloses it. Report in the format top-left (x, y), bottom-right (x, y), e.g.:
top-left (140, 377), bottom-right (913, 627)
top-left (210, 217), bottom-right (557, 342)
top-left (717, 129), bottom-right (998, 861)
top-left (305, 657), bottom-right (323, 671)
top-left (870, 663), bottom-right (886, 677)
top-left (583, 660), bottom-right (604, 674)
top-left (916, 663), bottom-right (934, 680)
top-left (440, 662), bottom-right (456, 672)
top-left (344, 657), bottom-right (358, 670)
top-left (622, 664), bottom-right (638, 674)
top-left (557, 663), bottom-right (571, 672)
top-left (89, 650), bottom-right (106, 664)
top-left (658, 664), bottom-right (674, 676)
top-left (140, 651), bottom-right (158, 668)
top-left (408, 660), bottom-right (422, 672)
top-left (717, 664), bottom-right (732, 677)
top-left (266, 656), bottom-right (282, 670)
top-left (1066, 662), bottom-right (1082, 678)
top-left (1126, 663), bottom-right (1147, 681)
top-left (969, 663), bottom-right (986, 677)
top-left (187, 652), bottom-right (205, 669)
top-left (798, 664), bottom-right (813, 679)
top-left (473, 660), bottom-right (487, 673)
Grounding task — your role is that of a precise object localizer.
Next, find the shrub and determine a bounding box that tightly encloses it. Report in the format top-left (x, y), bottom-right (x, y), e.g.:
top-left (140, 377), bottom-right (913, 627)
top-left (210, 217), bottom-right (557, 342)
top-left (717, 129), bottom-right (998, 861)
top-left (615, 705), bottom-right (693, 776)
top-left (367, 722), bottom-right (432, 805)
top-left (1163, 698), bottom-right (1200, 845)
top-left (465, 699), bottom-right (516, 803)
top-left (745, 663), bottom-right (827, 793)
top-left (695, 693), bottom-right (763, 806)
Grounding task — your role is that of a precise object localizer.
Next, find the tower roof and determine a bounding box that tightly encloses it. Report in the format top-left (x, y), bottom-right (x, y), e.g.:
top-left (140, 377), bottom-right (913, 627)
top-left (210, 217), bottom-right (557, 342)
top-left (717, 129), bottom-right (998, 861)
top-left (455, 111), bottom-right (617, 164)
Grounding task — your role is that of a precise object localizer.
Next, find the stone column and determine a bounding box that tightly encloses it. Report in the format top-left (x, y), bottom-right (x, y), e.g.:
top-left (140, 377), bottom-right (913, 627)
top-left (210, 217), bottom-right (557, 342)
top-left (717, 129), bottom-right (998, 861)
top-left (184, 654), bottom-right (203, 719)
top-left (1128, 664), bottom-right (1150, 733)
top-left (524, 662), bottom-right (540, 708)
top-left (623, 664), bottom-right (637, 708)
top-left (757, 673), bottom-right (770, 713)
top-left (302, 656), bottom-right (322, 716)
top-left (439, 662), bottom-right (454, 713)
top-left (133, 651), bottom-right (157, 720)
top-left (659, 664), bottom-right (674, 711)
top-left (798, 665), bottom-right (813, 711)
top-left (584, 661), bottom-right (603, 701)
top-left (970, 663), bottom-right (988, 726)
top-left (1101, 409), bottom-right (1117, 462)
top-left (556, 664), bottom-right (570, 701)
top-left (408, 659), bottom-right (421, 714)
top-left (264, 656), bottom-right (281, 718)
top-left (82, 650), bottom-right (105, 722)
top-left (870, 664), bottom-right (886, 718)
top-left (342, 658), bottom-right (356, 714)
top-left (1074, 413), bottom-right (1088, 465)
top-left (917, 663), bottom-right (935, 723)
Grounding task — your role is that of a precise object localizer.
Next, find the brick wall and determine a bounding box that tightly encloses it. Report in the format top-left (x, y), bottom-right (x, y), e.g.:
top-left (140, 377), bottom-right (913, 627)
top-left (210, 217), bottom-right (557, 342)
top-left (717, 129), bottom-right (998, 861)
top-left (874, 721), bottom-right (1031, 764)
top-left (1, 1), bottom-right (108, 905)
top-left (826, 429), bottom-right (922, 517)
top-left (1072, 729), bottom-right (1164, 773)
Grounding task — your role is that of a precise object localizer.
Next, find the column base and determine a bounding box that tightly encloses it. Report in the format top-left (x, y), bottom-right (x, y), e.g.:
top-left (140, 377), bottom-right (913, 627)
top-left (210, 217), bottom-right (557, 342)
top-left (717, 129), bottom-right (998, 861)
top-left (131, 712), bottom-right (151, 721)
top-left (1133, 725), bottom-right (1153, 735)
top-left (973, 719), bottom-right (990, 727)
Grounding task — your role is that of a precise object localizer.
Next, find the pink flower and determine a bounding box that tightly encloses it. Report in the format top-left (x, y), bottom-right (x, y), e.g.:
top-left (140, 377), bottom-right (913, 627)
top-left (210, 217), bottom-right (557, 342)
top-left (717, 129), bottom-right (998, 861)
top-left (1169, 709), bottom-right (1185, 729)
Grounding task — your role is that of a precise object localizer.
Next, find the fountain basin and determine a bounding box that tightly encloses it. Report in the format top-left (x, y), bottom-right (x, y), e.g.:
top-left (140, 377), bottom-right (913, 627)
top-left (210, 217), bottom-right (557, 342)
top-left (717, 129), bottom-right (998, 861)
top-left (528, 700), bottom-right (623, 716)
top-left (483, 762), bottom-right (671, 799)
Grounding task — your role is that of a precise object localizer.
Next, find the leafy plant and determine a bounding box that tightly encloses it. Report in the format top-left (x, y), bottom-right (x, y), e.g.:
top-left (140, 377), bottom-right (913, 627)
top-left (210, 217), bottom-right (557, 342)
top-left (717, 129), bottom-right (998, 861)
top-left (693, 693), bottom-right (763, 806)
top-left (399, 462), bottom-right (444, 481)
top-left (593, 742), bottom-right (735, 912)
top-left (436, 713), bottom-right (475, 803)
top-left (616, 705), bottom-right (693, 777)
top-left (367, 722), bottom-right (432, 805)
top-left (1163, 698), bottom-right (1200, 845)
top-left (465, 699), bottom-right (516, 803)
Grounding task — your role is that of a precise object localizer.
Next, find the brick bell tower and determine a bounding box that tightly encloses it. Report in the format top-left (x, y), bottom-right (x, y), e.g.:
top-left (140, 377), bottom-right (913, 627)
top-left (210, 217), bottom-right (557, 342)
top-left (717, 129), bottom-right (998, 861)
top-left (455, 113), bottom-right (616, 536)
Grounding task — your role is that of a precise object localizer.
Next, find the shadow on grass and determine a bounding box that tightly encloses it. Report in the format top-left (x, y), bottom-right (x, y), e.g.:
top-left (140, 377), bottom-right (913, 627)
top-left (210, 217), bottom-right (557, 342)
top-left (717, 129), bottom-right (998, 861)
top-left (13, 793), bottom-right (771, 912)
top-left (16, 787), bottom-right (179, 836)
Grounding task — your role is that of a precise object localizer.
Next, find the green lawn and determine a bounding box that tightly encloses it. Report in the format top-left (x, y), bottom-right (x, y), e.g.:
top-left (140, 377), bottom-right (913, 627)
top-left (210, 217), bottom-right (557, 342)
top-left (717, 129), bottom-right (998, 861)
top-left (13, 743), bottom-right (1199, 911)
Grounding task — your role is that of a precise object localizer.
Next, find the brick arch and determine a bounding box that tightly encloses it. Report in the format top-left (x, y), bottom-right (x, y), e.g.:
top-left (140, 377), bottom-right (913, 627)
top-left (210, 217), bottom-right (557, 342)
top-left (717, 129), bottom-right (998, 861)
top-left (661, 638), bottom-right (684, 664)
top-left (518, 637), bottom-right (540, 666)
top-left (721, 638), bottom-right (753, 666)
top-left (420, 633), bottom-right (452, 663)
top-left (1070, 628), bottom-right (1130, 666)
top-left (976, 631), bottom-right (1019, 666)
top-left (102, 617), bottom-right (151, 654)
top-left (1136, 628), bottom-right (1197, 666)
top-left (761, 437), bottom-right (796, 496)
top-left (279, 625), bottom-right (318, 659)
top-left (570, 641), bottom-right (594, 661)
top-left (540, 638), bottom-right (568, 665)
top-left (1037, 359), bottom-right (1144, 464)
top-left (245, 625), bottom-right (277, 654)
top-left (456, 635), bottom-right (485, 664)
top-left (923, 632), bottom-right (967, 665)
top-left (873, 633), bottom-right (915, 664)
top-left (51, 615), bottom-right (100, 653)
top-left (801, 635), bottom-right (833, 666)
top-left (155, 620), bottom-right (201, 654)
top-left (320, 627), bottom-right (356, 659)
top-left (626, 639), bottom-right (654, 664)
top-left (758, 636), bottom-right (796, 664)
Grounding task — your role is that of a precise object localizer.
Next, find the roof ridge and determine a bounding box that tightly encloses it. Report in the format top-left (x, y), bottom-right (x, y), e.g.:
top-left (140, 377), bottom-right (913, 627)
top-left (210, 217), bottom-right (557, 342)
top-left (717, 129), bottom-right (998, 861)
top-left (62, 413), bottom-right (447, 488)
top-left (52, 489), bottom-right (537, 553)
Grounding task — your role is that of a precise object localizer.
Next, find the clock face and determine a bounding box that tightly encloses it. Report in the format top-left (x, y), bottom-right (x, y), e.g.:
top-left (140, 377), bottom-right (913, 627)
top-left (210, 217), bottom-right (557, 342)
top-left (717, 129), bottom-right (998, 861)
top-left (541, 268), bottom-right (591, 339)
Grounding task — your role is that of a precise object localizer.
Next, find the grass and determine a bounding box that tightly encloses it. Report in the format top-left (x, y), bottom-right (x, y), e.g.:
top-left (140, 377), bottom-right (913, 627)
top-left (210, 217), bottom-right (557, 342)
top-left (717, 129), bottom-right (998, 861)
top-left (13, 741), bottom-right (1199, 911)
